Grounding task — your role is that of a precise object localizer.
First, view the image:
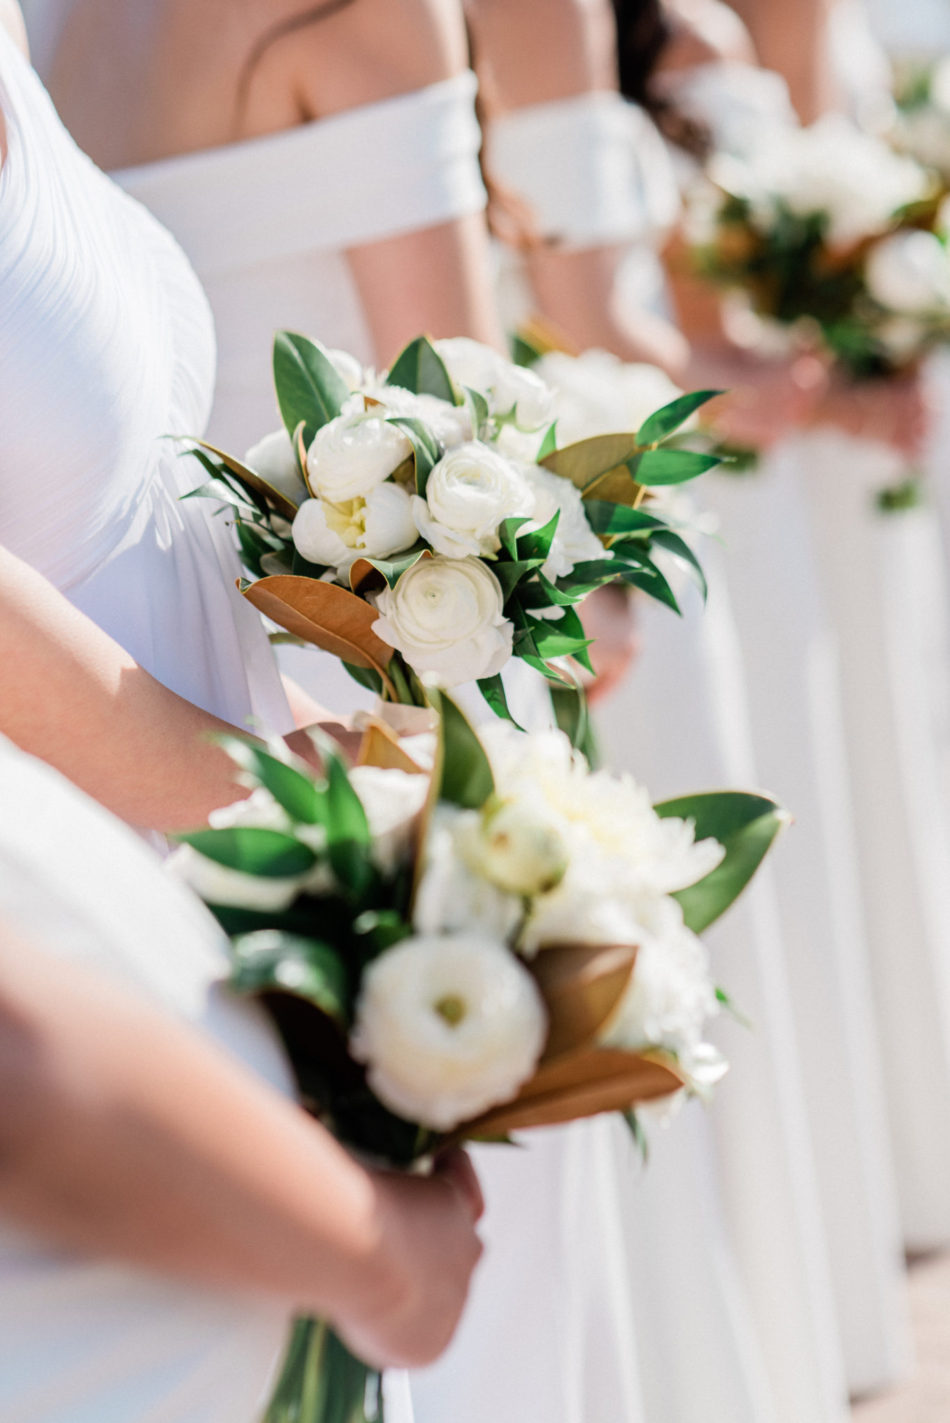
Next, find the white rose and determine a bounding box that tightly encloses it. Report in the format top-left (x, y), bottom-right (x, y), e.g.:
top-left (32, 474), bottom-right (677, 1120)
top-left (436, 337), bottom-right (556, 431)
top-left (865, 229), bottom-right (950, 314)
top-left (366, 384), bottom-right (473, 450)
top-left (306, 413), bottom-right (412, 502)
top-left (466, 796), bottom-right (570, 896)
top-left (348, 765), bottom-right (430, 874)
top-left (244, 429), bottom-right (309, 506)
top-left (412, 442), bottom-right (535, 558)
top-left (413, 806), bottom-right (524, 940)
top-left (292, 483), bottom-right (417, 573)
top-left (167, 843), bottom-right (304, 912)
top-left (350, 932), bottom-right (548, 1129)
top-left (373, 556), bottom-right (513, 685)
top-left (520, 464), bottom-right (605, 579)
top-left (599, 897), bottom-right (719, 1069)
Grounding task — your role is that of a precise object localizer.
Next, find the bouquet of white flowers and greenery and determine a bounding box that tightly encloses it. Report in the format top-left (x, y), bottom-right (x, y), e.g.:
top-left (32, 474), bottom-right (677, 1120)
top-left (890, 57), bottom-right (950, 188)
top-left (688, 114), bottom-right (950, 378)
top-left (185, 332), bottom-right (720, 725)
top-left (171, 691), bottom-right (786, 1423)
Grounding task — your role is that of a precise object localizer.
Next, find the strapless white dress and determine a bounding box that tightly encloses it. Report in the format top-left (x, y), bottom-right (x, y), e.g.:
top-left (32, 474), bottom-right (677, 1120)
top-left (0, 27), bottom-right (289, 735)
top-left (0, 736), bottom-right (295, 1423)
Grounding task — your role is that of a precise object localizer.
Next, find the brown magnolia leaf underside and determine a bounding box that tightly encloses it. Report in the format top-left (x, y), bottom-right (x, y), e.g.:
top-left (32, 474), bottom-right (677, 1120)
top-left (518, 314), bottom-right (580, 357)
top-left (191, 438), bottom-right (300, 522)
top-left (530, 942), bottom-right (638, 1059)
top-left (356, 720), bottom-right (430, 776)
top-left (459, 1046), bottom-right (685, 1139)
top-left (241, 575), bottom-right (395, 692)
top-left (540, 433), bottom-right (647, 505)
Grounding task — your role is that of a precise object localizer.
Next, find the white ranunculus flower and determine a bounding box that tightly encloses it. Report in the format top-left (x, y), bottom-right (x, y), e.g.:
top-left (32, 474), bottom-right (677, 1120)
top-left (435, 337), bottom-right (556, 431)
top-left (413, 806), bottom-right (524, 941)
top-left (350, 932), bottom-right (548, 1130)
top-left (520, 464), bottom-right (605, 579)
top-left (244, 429), bottom-right (309, 506)
top-left (599, 896), bottom-right (719, 1069)
top-left (292, 483), bottom-right (417, 573)
top-left (364, 384), bottom-right (473, 450)
top-left (465, 796), bottom-right (570, 896)
top-left (306, 413), bottom-right (412, 502)
top-left (167, 843), bottom-right (305, 912)
top-left (372, 556), bottom-right (513, 685)
top-left (348, 765), bottom-right (430, 874)
top-left (412, 442), bottom-right (535, 558)
top-left (865, 229), bottom-right (950, 314)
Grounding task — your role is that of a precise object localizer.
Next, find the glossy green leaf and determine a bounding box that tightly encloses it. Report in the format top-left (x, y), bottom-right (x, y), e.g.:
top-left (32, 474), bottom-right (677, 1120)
top-left (342, 661), bottom-right (384, 695)
top-left (273, 331), bottom-right (349, 446)
top-left (230, 930), bottom-right (348, 1025)
top-left (654, 791), bottom-right (788, 933)
top-left (499, 515), bottom-right (532, 559)
top-left (584, 501), bottom-right (667, 537)
top-left (637, 390), bottom-right (723, 446)
top-left (516, 509), bottom-right (560, 561)
top-left (386, 416), bottom-right (442, 496)
top-left (386, 336), bottom-right (457, 404)
top-left (632, 449), bottom-right (722, 487)
top-left (537, 421), bottom-right (559, 459)
top-left (319, 743), bottom-right (374, 894)
top-left (176, 827), bottom-right (317, 877)
top-left (649, 528), bottom-right (708, 599)
top-left (477, 673), bottom-right (526, 728)
top-left (214, 735), bottom-right (325, 825)
top-left (427, 688), bottom-right (495, 809)
top-left (493, 557), bottom-right (545, 603)
top-left (510, 331), bottom-right (544, 367)
top-left (189, 439), bottom-right (300, 521)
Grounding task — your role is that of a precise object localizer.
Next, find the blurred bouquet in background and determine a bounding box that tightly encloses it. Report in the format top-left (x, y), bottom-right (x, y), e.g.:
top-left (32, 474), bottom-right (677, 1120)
top-left (890, 57), bottom-right (950, 189)
top-left (185, 332), bottom-right (722, 724)
top-left (171, 691), bottom-right (785, 1423)
top-left (687, 114), bottom-right (950, 379)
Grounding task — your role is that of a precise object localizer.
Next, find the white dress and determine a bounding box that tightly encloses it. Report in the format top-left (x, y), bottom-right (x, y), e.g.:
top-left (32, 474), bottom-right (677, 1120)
top-left (0, 736), bottom-right (295, 1423)
top-left (0, 25), bottom-right (290, 736)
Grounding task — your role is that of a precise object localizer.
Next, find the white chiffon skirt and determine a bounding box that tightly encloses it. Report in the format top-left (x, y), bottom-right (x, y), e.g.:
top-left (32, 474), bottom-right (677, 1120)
top-left (705, 454), bottom-right (910, 1396)
top-left (596, 550), bottom-right (850, 1423)
top-left (798, 428), bottom-right (950, 1252)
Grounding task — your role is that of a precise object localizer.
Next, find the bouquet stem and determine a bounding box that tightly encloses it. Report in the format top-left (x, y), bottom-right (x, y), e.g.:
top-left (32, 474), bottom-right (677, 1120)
top-left (264, 1316), bottom-right (383, 1423)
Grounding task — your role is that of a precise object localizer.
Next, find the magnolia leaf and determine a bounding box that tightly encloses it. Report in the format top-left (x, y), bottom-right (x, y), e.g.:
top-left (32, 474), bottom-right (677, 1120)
top-left (385, 416), bottom-right (441, 496)
top-left (273, 331), bottom-right (349, 445)
top-left (530, 943), bottom-right (638, 1058)
top-left (537, 421), bottom-right (558, 459)
top-left (649, 528), bottom-right (708, 599)
top-left (349, 545), bottom-right (430, 595)
top-left (343, 662), bottom-right (384, 696)
top-left (510, 331), bottom-right (544, 368)
top-left (190, 439), bottom-right (300, 521)
top-left (230, 930), bottom-right (348, 1026)
top-left (550, 681), bottom-right (592, 755)
top-left (632, 449), bottom-right (722, 487)
top-left (584, 501), bottom-right (667, 537)
top-left (214, 735), bottom-right (325, 825)
top-left (476, 673), bottom-right (526, 729)
top-left (617, 560), bottom-right (681, 614)
top-left (356, 719), bottom-right (430, 775)
top-left (240, 576), bottom-right (396, 690)
top-left (493, 556), bottom-right (545, 603)
top-left (425, 687), bottom-right (494, 809)
top-left (499, 515), bottom-right (532, 559)
top-left (294, 421), bottom-right (313, 494)
top-left (324, 748), bottom-right (375, 896)
top-left (459, 1046), bottom-right (684, 1138)
top-left (654, 790), bottom-right (789, 933)
top-left (386, 336), bottom-right (456, 404)
top-left (541, 432), bottom-right (642, 496)
top-left (515, 509), bottom-right (560, 562)
top-left (637, 390), bottom-right (723, 446)
top-left (176, 827), bottom-right (316, 877)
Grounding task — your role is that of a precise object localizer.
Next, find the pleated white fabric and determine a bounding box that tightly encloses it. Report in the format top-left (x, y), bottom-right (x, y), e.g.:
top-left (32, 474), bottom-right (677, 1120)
top-left (0, 26), bottom-right (290, 735)
top-left (0, 737), bottom-right (295, 1423)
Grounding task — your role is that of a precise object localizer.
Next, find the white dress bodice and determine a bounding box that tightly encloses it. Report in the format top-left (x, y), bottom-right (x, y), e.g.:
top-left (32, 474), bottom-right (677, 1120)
top-left (0, 735), bottom-right (294, 1423)
top-left (0, 27), bottom-right (289, 732)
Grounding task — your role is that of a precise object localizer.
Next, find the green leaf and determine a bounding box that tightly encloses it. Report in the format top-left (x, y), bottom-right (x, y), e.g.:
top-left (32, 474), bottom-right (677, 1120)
top-left (273, 331), bottom-right (349, 446)
top-left (462, 384), bottom-right (491, 434)
top-left (584, 501), bottom-right (667, 537)
top-left (649, 528), bottom-right (708, 599)
top-left (632, 449), bottom-right (722, 487)
top-left (510, 331), bottom-right (544, 367)
top-left (386, 336), bottom-right (457, 404)
top-left (176, 827), bottom-right (317, 878)
top-left (637, 390), bottom-right (723, 446)
top-left (498, 515), bottom-right (532, 560)
top-left (320, 745), bottom-right (374, 894)
top-left (516, 509), bottom-right (560, 561)
top-left (550, 681), bottom-right (592, 754)
top-left (386, 416), bottom-right (442, 496)
top-left (537, 421), bottom-right (558, 459)
top-left (494, 557), bottom-right (546, 603)
top-left (616, 559), bottom-right (681, 614)
top-left (528, 614), bottom-right (593, 663)
top-left (477, 673), bottom-right (526, 728)
top-left (427, 688), bottom-right (495, 809)
top-left (343, 661), bottom-right (384, 695)
top-left (654, 791), bottom-right (788, 932)
top-left (214, 735), bottom-right (326, 825)
top-left (230, 930), bottom-right (348, 1025)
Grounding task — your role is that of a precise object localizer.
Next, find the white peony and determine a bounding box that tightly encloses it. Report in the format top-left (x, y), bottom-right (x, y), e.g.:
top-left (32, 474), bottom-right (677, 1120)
top-left (306, 413), bottom-right (412, 502)
top-left (599, 896), bottom-right (719, 1071)
top-left (466, 796), bottom-right (570, 896)
top-left (533, 349), bottom-right (683, 446)
top-left (435, 337), bottom-right (556, 431)
top-left (361, 384), bottom-right (473, 450)
top-left (348, 765), bottom-right (430, 874)
top-left (350, 932), bottom-right (548, 1130)
top-left (372, 556), bottom-right (513, 685)
top-left (413, 805), bottom-right (525, 941)
top-left (244, 429), bottom-right (309, 506)
top-left (292, 483), bottom-right (417, 573)
top-left (412, 442), bottom-right (535, 558)
top-left (520, 464), bottom-right (605, 579)
top-left (865, 229), bottom-right (950, 314)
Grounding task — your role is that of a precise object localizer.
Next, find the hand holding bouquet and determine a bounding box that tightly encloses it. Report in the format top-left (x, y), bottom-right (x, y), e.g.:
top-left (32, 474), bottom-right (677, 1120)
top-left (171, 692), bottom-right (786, 1423)
top-left (186, 333), bottom-right (722, 722)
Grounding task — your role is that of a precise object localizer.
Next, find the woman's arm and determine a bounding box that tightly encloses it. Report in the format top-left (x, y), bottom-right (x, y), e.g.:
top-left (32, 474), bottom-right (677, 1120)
top-left (0, 927), bottom-right (482, 1370)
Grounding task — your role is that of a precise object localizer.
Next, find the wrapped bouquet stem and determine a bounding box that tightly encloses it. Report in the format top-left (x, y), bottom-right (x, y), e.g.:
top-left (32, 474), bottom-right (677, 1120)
top-left (171, 690), bottom-right (786, 1423)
